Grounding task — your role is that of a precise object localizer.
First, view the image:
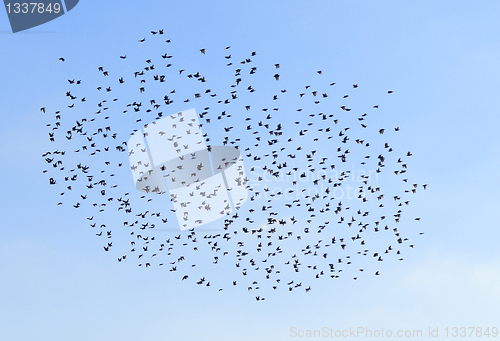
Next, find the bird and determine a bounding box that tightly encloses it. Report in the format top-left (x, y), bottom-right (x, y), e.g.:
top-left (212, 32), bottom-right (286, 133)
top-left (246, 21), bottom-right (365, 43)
top-left (43, 29), bottom-right (427, 298)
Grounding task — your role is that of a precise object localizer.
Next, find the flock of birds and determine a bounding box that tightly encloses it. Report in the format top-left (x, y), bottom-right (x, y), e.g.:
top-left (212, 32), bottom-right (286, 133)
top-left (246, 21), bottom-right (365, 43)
top-left (43, 29), bottom-right (426, 300)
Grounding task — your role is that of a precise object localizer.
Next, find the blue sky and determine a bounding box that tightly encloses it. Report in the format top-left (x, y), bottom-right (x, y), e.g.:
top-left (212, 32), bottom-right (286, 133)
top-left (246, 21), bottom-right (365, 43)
top-left (1, 1), bottom-right (500, 340)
